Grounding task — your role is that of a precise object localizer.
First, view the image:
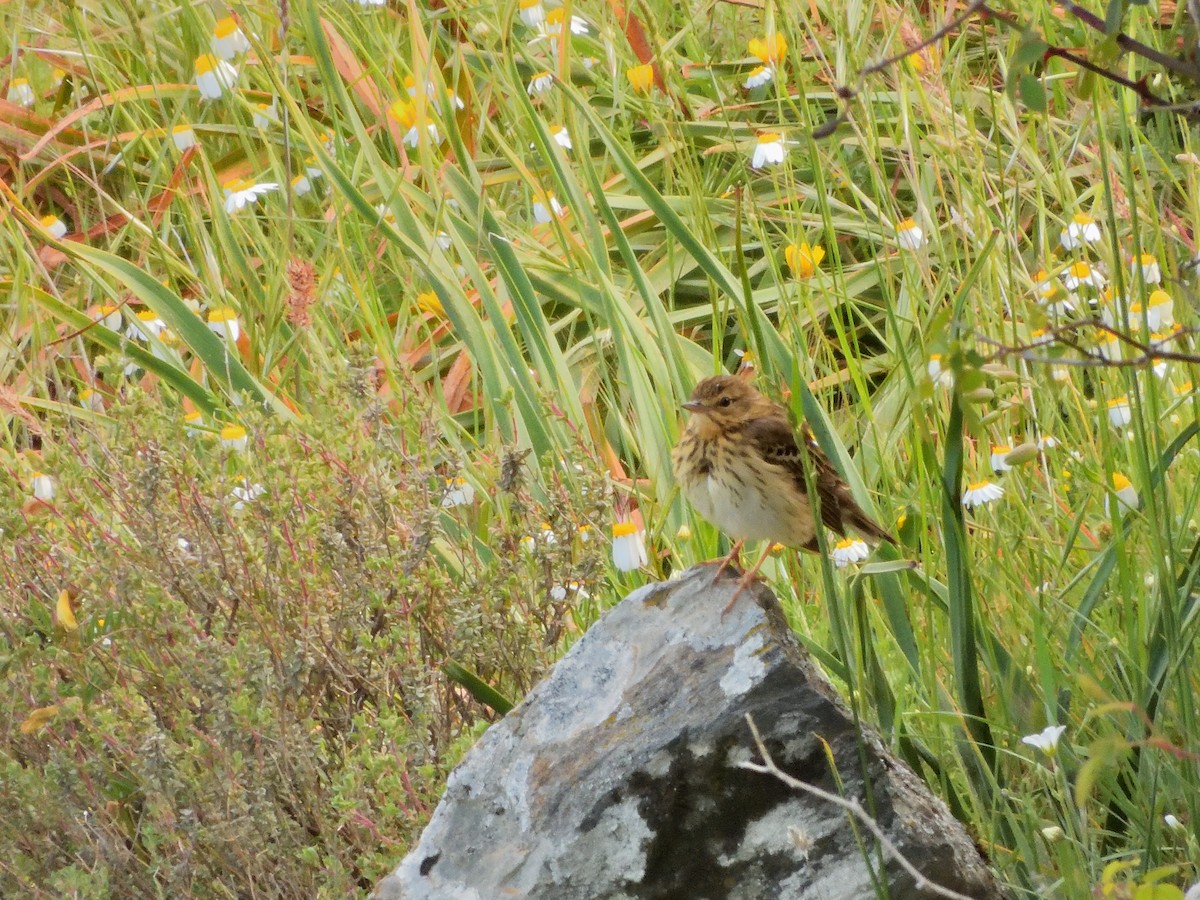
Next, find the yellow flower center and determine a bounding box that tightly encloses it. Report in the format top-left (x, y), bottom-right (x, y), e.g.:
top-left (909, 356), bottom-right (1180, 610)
top-left (213, 16), bottom-right (239, 38)
top-left (221, 424), bottom-right (247, 441)
top-left (194, 54), bottom-right (220, 75)
top-left (612, 521), bottom-right (639, 538)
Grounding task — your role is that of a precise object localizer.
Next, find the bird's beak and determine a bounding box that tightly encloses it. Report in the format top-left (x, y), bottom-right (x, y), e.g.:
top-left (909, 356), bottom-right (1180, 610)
top-left (682, 400), bottom-right (706, 414)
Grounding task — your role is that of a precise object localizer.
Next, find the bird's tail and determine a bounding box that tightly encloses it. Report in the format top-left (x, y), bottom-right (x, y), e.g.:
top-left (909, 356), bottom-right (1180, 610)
top-left (848, 507), bottom-right (897, 546)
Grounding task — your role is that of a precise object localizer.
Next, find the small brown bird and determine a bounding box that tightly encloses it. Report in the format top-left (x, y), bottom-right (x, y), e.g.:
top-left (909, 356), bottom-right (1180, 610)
top-left (673, 375), bottom-right (895, 605)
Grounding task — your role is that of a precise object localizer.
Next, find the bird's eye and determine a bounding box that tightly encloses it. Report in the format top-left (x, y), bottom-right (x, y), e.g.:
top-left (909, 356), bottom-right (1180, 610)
top-left (718, 396), bottom-right (733, 407)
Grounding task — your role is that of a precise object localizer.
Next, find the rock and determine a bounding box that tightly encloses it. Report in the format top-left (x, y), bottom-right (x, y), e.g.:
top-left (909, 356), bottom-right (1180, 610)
top-left (372, 566), bottom-right (1003, 900)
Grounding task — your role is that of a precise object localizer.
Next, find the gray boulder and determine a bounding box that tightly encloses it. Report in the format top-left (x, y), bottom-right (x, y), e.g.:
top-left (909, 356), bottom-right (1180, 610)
top-left (373, 566), bottom-right (1003, 899)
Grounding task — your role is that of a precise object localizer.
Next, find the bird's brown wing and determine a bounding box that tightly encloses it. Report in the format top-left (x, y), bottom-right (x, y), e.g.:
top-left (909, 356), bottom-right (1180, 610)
top-left (742, 414), bottom-right (849, 534)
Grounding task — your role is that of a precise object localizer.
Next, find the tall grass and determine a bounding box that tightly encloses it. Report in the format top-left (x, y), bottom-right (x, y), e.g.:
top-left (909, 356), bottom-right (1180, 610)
top-left (3, 0), bottom-right (1200, 895)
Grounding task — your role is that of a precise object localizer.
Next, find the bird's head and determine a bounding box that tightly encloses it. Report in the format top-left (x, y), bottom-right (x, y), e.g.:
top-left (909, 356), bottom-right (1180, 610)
top-left (682, 375), bottom-right (765, 427)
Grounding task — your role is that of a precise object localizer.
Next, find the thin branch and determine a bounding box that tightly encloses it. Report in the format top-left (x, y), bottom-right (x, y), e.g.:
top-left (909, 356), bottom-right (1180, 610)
top-left (739, 715), bottom-right (981, 900)
top-left (976, 317), bottom-right (1200, 370)
top-left (1058, 0), bottom-right (1200, 83)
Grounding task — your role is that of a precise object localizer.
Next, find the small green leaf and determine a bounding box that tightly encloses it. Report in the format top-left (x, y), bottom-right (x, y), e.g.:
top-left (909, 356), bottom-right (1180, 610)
top-left (1010, 35), bottom-right (1049, 70)
top-left (1019, 74), bottom-right (1047, 113)
top-left (444, 661), bottom-right (514, 715)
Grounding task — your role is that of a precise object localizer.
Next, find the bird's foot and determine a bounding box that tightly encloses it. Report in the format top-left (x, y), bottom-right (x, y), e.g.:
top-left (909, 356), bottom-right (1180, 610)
top-left (707, 540), bottom-right (745, 586)
top-left (720, 542), bottom-right (776, 618)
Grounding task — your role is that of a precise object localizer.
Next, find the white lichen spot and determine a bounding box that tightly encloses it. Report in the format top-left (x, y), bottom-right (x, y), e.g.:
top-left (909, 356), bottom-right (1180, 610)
top-left (719, 631), bottom-right (767, 696)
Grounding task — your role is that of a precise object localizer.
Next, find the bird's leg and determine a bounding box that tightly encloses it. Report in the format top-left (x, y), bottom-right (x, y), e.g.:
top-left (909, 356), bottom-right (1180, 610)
top-left (708, 539), bottom-right (745, 585)
top-left (721, 542), bottom-right (776, 616)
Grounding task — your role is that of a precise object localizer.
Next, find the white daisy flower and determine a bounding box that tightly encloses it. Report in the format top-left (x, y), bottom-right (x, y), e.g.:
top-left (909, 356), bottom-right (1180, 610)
top-left (990, 444), bottom-right (1012, 474)
top-left (207, 307), bottom-right (240, 342)
top-left (518, 0), bottom-right (545, 28)
top-left (1096, 334), bottom-right (1121, 361)
top-left (31, 472), bottom-right (55, 502)
top-left (1060, 213), bottom-right (1100, 251)
top-left (527, 71), bottom-right (554, 96)
top-left (962, 480), bottom-right (1003, 508)
top-left (1134, 289), bottom-right (1174, 331)
top-left (79, 389), bottom-right (105, 411)
top-left (927, 353), bottom-right (952, 386)
top-left (830, 538), bottom-right (870, 568)
top-left (93, 304), bottom-right (121, 331)
top-left (210, 16), bottom-right (250, 60)
top-left (7, 77), bottom-right (34, 107)
top-left (1032, 268), bottom-right (1053, 295)
top-left (1061, 260), bottom-right (1104, 291)
top-left (39, 214), bottom-right (67, 239)
top-left (532, 193), bottom-right (565, 224)
top-left (1107, 397), bottom-right (1131, 428)
top-left (220, 424), bottom-right (248, 453)
top-left (549, 125), bottom-right (572, 151)
top-left (291, 174), bottom-right (312, 196)
top-left (895, 217), bottom-right (925, 250)
top-left (184, 410), bottom-right (204, 437)
top-left (127, 309), bottom-right (164, 340)
top-left (1107, 472), bottom-right (1139, 514)
top-left (543, 9), bottom-right (589, 36)
top-left (612, 521), bottom-right (648, 572)
top-left (194, 54), bottom-right (238, 100)
top-left (743, 65), bottom-right (773, 89)
top-left (223, 178), bottom-right (278, 213)
top-left (750, 133), bottom-right (786, 169)
top-left (1021, 724), bottom-right (1066, 754)
top-left (441, 477), bottom-right (475, 507)
top-left (171, 124), bottom-right (198, 151)
top-left (1133, 253), bottom-right (1161, 285)
top-left (230, 480), bottom-right (266, 511)
top-left (252, 101), bottom-right (277, 129)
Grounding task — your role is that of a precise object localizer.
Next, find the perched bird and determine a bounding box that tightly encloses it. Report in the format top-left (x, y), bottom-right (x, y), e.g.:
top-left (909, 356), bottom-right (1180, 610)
top-left (672, 375), bottom-right (895, 606)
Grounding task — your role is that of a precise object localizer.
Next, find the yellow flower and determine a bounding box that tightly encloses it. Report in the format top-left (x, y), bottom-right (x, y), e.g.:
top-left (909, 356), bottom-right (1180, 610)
top-left (389, 99), bottom-right (441, 147)
top-left (416, 291), bottom-right (444, 316)
top-left (785, 243), bottom-right (825, 278)
top-left (748, 34), bottom-right (787, 65)
top-left (627, 63), bottom-right (654, 94)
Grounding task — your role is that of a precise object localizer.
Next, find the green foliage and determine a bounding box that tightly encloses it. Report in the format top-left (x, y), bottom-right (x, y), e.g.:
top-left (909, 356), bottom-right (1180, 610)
top-left (0, 380), bottom-right (608, 895)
